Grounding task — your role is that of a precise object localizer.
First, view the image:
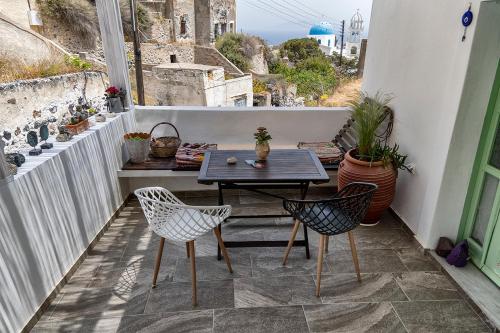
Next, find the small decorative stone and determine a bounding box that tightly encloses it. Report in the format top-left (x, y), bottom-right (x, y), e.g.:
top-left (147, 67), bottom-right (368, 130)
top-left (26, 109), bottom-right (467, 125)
top-left (95, 113), bottom-right (106, 122)
top-left (32, 110), bottom-right (41, 118)
top-left (14, 127), bottom-right (21, 136)
top-left (227, 156), bottom-right (238, 164)
top-left (3, 130), bottom-right (11, 141)
top-left (39, 124), bottom-right (53, 149)
top-left (7, 98), bottom-right (16, 104)
top-left (5, 153), bottom-right (25, 167)
top-left (56, 133), bottom-right (71, 142)
top-left (27, 131), bottom-right (42, 156)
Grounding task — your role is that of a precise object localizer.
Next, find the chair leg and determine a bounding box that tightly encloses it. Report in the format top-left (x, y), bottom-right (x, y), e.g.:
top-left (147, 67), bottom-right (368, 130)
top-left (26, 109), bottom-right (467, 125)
top-left (152, 237), bottom-right (165, 288)
top-left (348, 231), bottom-right (362, 282)
top-left (214, 227), bottom-right (233, 273)
top-left (316, 235), bottom-right (325, 297)
top-left (324, 236), bottom-right (329, 253)
top-left (282, 219), bottom-right (301, 265)
top-left (186, 242), bottom-right (190, 258)
top-left (189, 240), bottom-right (197, 306)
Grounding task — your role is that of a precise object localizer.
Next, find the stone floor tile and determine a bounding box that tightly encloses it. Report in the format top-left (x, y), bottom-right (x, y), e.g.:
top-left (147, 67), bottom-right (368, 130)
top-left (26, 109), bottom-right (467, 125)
top-left (234, 275), bottom-right (321, 308)
top-left (32, 316), bottom-right (120, 332)
top-left (214, 306), bottom-right (309, 333)
top-left (319, 273), bottom-right (408, 303)
top-left (48, 286), bottom-right (149, 320)
top-left (116, 310), bottom-right (214, 333)
top-left (251, 249), bottom-right (327, 277)
top-left (174, 253), bottom-right (252, 282)
top-left (144, 279), bottom-right (234, 313)
top-left (330, 228), bottom-right (418, 250)
top-left (394, 272), bottom-right (461, 301)
top-left (392, 300), bottom-right (491, 333)
top-left (326, 249), bottom-right (408, 273)
top-left (303, 302), bottom-right (406, 332)
top-left (395, 248), bottom-right (441, 271)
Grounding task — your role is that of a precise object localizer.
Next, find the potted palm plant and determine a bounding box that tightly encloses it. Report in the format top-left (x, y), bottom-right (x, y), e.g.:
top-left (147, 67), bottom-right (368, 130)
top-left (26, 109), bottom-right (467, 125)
top-left (338, 92), bottom-right (409, 226)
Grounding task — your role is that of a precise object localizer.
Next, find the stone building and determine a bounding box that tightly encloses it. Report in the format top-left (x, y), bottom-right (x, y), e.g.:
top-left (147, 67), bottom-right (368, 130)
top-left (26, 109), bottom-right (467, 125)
top-left (141, 0), bottom-right (236, 46)
top-left (144, 63), bottom-right (252, 106)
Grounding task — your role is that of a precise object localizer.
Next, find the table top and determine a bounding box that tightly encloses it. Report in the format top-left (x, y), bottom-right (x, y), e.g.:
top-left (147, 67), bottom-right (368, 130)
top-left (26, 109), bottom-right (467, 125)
top-left (198, 149), bottom-right (330, 184)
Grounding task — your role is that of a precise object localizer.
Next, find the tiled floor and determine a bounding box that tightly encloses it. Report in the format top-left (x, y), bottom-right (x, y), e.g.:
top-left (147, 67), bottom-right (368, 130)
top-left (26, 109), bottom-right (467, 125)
top-left (33, 192), bottom-right (494, 333)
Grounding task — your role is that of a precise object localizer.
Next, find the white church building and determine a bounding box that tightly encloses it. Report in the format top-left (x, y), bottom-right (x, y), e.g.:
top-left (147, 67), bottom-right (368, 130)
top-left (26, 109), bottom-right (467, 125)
top-left (307, 10), bottom-right (364, 58)
top-left (307, 21), bottom-right (336, 56)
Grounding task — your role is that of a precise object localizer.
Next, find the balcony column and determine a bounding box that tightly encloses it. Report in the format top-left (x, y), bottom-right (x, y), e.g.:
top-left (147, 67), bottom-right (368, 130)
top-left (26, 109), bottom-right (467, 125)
top-left (95, 0), bottom-right (134, 110)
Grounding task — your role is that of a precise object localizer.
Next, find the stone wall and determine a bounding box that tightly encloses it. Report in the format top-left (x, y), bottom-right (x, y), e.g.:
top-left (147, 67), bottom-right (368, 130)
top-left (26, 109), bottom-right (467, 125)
top-left (144, 64), bottom-right (225, 106)
top-left (225, 75), bottom-right (253, 106)
top-left (127, 42), bottom-right (195, 64)
top-left (194, 45), bottom-right (243, 75)
top-left (0, 72), bottom-right (107, 153)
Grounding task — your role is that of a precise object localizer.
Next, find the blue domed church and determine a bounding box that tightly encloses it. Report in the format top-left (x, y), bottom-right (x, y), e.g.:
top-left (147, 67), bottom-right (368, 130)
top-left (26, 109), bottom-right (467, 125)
top-left (307, 22), bottom-right (336, 55)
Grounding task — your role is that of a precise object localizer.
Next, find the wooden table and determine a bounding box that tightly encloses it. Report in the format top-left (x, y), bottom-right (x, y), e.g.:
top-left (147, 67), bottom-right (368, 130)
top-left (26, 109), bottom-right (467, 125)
top-left (198, 149), bottom-right (330, 260)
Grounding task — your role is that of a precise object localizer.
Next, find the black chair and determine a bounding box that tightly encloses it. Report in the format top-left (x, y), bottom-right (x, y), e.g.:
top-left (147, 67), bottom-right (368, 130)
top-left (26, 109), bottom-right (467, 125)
top-left (282, 182), bottom-right (377, 296)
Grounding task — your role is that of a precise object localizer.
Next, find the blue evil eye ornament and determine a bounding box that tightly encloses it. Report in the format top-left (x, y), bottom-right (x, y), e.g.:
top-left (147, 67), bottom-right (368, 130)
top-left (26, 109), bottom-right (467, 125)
top-left (461, 4), bottom-right (473, 41)
top-left (462, 9), bottom-right (473, 27)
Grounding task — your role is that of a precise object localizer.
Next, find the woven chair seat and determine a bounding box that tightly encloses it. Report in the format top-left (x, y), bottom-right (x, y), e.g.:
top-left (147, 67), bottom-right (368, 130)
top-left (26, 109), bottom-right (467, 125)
top-left (284, 182), bottom-right (378, 236)
top-left (298, 205), bottom-right (351, 236)
top-left (135, 187), bottom-right (231, 242)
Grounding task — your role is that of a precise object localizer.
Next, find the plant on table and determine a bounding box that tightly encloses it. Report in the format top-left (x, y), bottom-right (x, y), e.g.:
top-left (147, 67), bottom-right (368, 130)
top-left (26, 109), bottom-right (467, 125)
top-left (124, 132), bottom-right (151, 164)
top-left (105, 86), bottom-right (125, 113)
top-left (338, 91), bottom-right (410, 225)
top-left (254, 127), bottom-right (272, 161)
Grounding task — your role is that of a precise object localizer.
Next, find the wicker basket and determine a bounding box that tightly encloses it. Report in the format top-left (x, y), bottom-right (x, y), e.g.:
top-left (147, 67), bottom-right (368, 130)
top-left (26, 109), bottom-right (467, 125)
top-left (149, 122), bottom-right (181, 158)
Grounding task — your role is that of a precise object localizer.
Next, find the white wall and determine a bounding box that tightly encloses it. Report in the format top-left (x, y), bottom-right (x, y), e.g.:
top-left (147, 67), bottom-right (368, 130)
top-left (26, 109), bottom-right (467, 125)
top-left (363, 0), bottom-right (500, 248)
top-left (127, 106), bottom-right (348, 191)
top-left (0, 114), bottom-right (134, 332)
top-left (134, 106), bottom-right (349, 148)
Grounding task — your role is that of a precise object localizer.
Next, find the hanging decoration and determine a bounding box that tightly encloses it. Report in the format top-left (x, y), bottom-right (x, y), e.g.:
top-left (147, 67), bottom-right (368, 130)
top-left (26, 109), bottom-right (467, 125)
top-left (461, 3), bottom-right (473, 42)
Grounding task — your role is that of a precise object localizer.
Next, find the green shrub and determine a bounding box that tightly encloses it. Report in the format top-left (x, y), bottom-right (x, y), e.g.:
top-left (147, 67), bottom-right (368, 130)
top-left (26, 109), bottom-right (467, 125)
top-left (279, 38), bottom-right (324, 63)
top-left (215, 33), bottom-right (251, 72)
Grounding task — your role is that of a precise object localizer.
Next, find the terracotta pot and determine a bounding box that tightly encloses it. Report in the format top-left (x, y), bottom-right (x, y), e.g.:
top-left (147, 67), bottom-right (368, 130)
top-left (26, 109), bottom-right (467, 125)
top-left (255, 142), bottom-right (270, 161)
top-left (338, 149), bottom-right (397, 225)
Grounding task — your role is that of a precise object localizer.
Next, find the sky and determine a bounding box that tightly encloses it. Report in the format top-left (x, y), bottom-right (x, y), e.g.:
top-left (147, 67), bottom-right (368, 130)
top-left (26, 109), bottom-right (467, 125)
top-left (236, 0), bottom-right (373, 45)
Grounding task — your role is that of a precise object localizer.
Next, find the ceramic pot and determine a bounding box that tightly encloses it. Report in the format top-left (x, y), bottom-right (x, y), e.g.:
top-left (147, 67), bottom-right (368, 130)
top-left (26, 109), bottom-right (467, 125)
top-left (338, 149), bottom-right (397, 225)
top-left (124, 133), bottom-right (151, 163)
top-left (108, 97), bottom-right (123, 113)
top-left (255, 142), bottom-right (270, 161)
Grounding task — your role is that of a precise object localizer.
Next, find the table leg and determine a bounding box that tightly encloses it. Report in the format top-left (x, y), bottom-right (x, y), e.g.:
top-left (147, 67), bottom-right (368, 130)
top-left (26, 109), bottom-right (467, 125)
top-left (217, 183), bottom-right (224, 260)
top-left (301, 182), bottom-right (311, 259)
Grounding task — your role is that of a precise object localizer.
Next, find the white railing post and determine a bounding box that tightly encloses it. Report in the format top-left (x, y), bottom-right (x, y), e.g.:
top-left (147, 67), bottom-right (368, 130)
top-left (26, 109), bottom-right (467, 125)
top-left (95, 0), bottom-right (134, 110)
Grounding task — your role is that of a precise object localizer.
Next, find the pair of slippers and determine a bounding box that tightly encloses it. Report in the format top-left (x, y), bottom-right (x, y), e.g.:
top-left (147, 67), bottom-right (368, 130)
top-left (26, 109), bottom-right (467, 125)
top-left (436, 237), bottom-right (469, 267)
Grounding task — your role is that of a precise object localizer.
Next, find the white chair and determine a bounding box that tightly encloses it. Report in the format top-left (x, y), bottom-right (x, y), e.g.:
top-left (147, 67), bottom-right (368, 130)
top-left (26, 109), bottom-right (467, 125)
top-left (134, 187), bottom-right (233, 306)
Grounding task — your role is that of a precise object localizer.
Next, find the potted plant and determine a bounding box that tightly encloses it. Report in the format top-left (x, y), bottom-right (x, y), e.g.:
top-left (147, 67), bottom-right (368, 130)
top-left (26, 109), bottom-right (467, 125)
top-left (124, 132), bottom-right (151, 163)
top-left (64, 105), bottom-right (90, 136)
top-left (338, 92), bottom-right (409, 226)
top-left (105, 86), bottom-right (125, 113)
top-left (254, 127), bottom-right (272, 161)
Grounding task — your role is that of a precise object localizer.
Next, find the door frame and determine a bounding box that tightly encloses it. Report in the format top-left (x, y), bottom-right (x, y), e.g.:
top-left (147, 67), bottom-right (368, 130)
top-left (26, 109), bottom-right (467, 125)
top-left (458, 59), bottom-right (500, 285)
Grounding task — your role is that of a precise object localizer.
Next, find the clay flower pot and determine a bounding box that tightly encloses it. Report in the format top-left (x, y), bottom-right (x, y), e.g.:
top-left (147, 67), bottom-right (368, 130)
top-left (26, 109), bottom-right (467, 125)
top-left (338, 149), bottom-right (397, 225)
top-left (255, 142), bottom-right (270, 161)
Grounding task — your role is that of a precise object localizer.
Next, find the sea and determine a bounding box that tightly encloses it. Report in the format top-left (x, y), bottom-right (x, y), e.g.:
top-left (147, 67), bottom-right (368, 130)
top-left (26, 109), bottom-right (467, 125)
top-left (242, 29), bottom-right (307, 46)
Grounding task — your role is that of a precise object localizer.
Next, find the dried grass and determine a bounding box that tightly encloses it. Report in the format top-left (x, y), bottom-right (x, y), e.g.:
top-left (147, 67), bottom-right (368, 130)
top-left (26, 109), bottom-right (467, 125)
top-left (322, 79), bottom-right (362, 107)
top-left (0, 56), bottom-right (91, 83)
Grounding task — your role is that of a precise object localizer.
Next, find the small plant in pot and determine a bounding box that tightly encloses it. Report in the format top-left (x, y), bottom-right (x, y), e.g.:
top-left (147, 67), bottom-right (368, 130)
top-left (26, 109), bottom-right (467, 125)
top-left (124, 132), bottom-right (151, 163)
top-left (105, 86), bottom-right (125, 113)
top-left (254, 127), bottom-right (272, 161)
top-left (338, 92), bottom-right (410, 226)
